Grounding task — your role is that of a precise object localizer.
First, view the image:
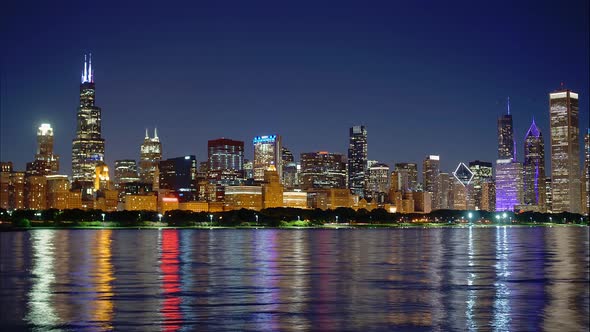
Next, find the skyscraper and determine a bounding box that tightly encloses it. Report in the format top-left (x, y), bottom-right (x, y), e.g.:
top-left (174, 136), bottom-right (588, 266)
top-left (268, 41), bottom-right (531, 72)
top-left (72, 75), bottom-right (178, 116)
top-left (114, 160), bottom-right (140, 188)
top-left (395, 163), bottom-right (418, 192)
top-left (253, 135), bottom-right (282, 182)
top-left (348, 125), bottom-right (367, 197)
top-left (495, 159), bottom-right (523, 211)
top-left (583, 129), bottom-right (589, 215)
top-left (26, 124), bottom-right (60, 176)
top-left (300, 152), bottom-right (347, 190)
top-left (549, 89), bottom-right (581, 213)
top-left (495, 100), bottom-right (523, 212)
top-left (208, 138), bottom-right (244, 186)
top-left (367, 163), bottom-right (390, 203)
top-left (159, 155), bottom-right (197, 202)
top-left (469, 160), bottom-right (493, 210)
top-left (498, 97), bottom-right (515, 160)
top-left (523, 118), bottom-right (546, 210)
top-left (422, 155), bottom-right (440, 193)
top-left (139, 128), bottom-right (163, 185)
top-left (72, 54), bottom-right (105, 196)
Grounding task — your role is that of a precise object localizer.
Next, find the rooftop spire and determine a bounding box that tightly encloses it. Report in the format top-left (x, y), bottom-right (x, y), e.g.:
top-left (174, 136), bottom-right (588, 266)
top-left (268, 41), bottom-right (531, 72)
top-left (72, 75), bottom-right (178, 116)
top-left (145, 128), bottom-right (149, 139)
top-left (154, 127), bottom-right (158, 139)
top-left (88, 53), bottom-right (93, 83)
top-left (507, 96), bottom-right (510, 115)
top-left (81, 54), bottom-right (88, 83)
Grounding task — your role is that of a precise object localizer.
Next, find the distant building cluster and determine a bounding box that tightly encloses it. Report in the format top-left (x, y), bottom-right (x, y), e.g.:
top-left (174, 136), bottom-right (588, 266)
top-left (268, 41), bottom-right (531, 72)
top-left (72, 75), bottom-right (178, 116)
top-left (1, 55), bottom-right (589, 216)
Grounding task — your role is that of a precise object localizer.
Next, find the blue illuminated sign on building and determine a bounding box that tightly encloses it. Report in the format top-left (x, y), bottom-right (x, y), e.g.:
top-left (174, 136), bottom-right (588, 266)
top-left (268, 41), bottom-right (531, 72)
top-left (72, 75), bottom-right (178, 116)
top-left (253, 135), bottom-right (277, 144)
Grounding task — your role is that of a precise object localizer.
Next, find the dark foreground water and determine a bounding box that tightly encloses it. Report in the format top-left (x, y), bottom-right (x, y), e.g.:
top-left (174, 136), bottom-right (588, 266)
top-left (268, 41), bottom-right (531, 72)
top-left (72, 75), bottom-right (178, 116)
top-left (0, 227), bottom-right (588, 331)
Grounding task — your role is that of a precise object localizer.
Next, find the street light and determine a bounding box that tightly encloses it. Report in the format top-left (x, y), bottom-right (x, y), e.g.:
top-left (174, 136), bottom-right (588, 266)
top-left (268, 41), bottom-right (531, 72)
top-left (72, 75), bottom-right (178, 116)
top-left (255, 214), bottom-right (259, 225)
top-left (336, 215), bottom-right (339, 223)
top-left (209, 214), bottom-right (213, 226)
top-left (158, 213), bottom-right (162, 222)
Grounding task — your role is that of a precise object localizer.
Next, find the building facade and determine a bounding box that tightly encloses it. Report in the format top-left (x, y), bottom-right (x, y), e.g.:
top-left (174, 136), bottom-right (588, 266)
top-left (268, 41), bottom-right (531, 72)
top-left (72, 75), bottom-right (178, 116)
top-left (394, 163), bottom-right (418, 193)
top-left (300, 152), bottom-right (347, 190)
top-left (422, 155), bottom-right (440, 194)
top-left (208, 138), bottom-right (244, 186)
top-left (253, 135), bottom-right (282, 182)
top-left (549, 89), bottom-right (581, 213)
top-left (348, 125), bottom-right (368, 197)
top-left (495, 159), bottom-right (523, 211)
top-left (139, 128), bottom-right (163, 185)
top-left (498, 98), bottom-right (515, 160)
top-left (114, 160), bottom-right (140, 188)
top-left (523, 118), bottom-right (546, 211)
top-left (469, 160), bottom-right (493, 210)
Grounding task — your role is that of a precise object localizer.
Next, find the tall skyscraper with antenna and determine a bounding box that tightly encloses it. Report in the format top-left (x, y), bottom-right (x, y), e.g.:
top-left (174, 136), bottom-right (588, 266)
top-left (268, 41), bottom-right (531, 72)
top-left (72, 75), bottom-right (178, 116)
top-left (72, 53), bottom-right (105, 197)
top-left (497, 97), bottom-right (515, 160)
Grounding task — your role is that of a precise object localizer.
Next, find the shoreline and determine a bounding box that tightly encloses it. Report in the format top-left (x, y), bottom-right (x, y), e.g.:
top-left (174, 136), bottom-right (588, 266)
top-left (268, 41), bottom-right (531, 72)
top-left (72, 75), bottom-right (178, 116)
top-left (1, 222), bottom-right (587, 232)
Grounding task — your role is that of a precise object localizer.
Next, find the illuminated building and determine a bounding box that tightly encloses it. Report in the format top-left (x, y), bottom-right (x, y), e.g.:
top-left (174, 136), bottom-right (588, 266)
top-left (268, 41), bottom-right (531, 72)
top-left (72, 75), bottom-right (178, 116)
top-left (253, 135), bottom-right (282, 182)
top-left (308, 188), bottom-right (353, 210)
top-left (495, 159), bottom-right (523, 211)
top-left (25, 175), bottom-right (47, 210)
top-left (367, 163), bottom-right (390, 203)
top-left (72, 54), bottom-right (105, 197)
top-left (434, 172), bottom-right (452, 210)
top-left (94, 162), bottom-right (111, 191)
top-left (451, 178), bottom-right (467, 210)
top-left (94, 189), bottom-right (118, 211)
top-left (300, 151), bottom-right (347, 190)
top-left (160, 196), bottom-right (179, 213)
top-left (545, 177), bottom-right (553, 212)
top-left (395, 163), bottom-right (418, 192)
top-left (158, 155), bottom-right (197, 202)
top-left (549, 89), bottom-right (581, 213)
top-left (46, 175), bottom-right (70, 210)
top-left (0, 162), bottom-right (11, 209)
top-left (26, 124), bottom-right (59, 176)
top-left (262, 166), bottom-right (283, 209)
top-left (481, 181), bottom-right (496, 212)
top-left (114, 160), bottom-right (139, 188)
top-left (243, 159), bottom-right (253, 180)
top-left (282, 162), bottom-right (299, 190)
top-left (498, 97), bottom-right (515, 160)
top-left (523, 118), bottom-right (546, 211)
top-left (348, 125), bottom-right (368, 197)
top-left (583, 129), bottom-right (590, 215)
top-left (393, 192), bottom-right (414, 213)
top-left (224, 186), bottom-right (262, 211)
top-left (9, 172), bottom-right (25, 209)
top-left (422, 155), bottom-right (440, 194)
top-left (413, 192), bottom-right (432, 213)
top-left (178, 201), bottom-right (209, 212)
top-left (139, 128), bottom-right (163, 185)
top-left (469, 160), bottom-right (493, 210)
top-left (124, 194), bottom-right (157, 211)
top-left (207, 138), bottom-right (244, 186)
top-left (283, 191), bottom-right (308, 209)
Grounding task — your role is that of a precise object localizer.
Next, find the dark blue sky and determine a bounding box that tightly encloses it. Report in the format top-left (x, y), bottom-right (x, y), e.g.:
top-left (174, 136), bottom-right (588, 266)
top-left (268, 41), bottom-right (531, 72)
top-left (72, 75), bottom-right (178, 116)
top-left (2, 0), bottom-right (588, 175)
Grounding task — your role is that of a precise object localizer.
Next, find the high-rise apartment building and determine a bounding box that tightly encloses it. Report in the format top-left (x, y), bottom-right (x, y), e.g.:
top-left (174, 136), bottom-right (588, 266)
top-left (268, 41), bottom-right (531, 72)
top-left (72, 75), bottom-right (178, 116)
top-left (348, 125), bottom-right (367, 197)
top-left (27, 124), bottom-right (59, 175)
top-left (139, 128), bottom-right (162, 185)
top-left (523, 118), bottom-right (546, 211)
top-left (549, 89), bottom-right (581, 213)
top-left (422, 155), bottom-right (440, 193)
top-left (253, 135), bottom-right (282, 182)
top-left (300, 152), bottom-right (347, 190)
top-left (72, 54), bottom-right (105, 196)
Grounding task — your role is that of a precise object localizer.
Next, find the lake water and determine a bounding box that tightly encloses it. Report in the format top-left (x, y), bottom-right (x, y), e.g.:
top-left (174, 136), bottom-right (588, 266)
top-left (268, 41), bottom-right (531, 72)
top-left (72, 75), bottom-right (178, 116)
top-left (0, 227), bottom-right (588, 331)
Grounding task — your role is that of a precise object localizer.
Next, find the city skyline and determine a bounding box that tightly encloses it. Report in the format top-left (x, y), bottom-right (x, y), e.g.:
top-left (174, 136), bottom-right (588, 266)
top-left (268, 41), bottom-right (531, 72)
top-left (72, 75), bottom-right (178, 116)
top-left (2, 0), bottom-right (589, 175)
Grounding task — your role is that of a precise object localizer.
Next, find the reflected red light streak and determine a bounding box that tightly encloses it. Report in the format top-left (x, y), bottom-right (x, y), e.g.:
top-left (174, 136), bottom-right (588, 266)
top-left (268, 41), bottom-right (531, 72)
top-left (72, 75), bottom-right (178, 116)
top-left (161, 230), bottom-right (182, 331)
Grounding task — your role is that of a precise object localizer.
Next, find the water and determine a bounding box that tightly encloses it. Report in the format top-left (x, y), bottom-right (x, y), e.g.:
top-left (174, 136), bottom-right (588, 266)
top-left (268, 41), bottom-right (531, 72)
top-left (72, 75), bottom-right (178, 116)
top-left (0, 227), bottom-right (588, 331)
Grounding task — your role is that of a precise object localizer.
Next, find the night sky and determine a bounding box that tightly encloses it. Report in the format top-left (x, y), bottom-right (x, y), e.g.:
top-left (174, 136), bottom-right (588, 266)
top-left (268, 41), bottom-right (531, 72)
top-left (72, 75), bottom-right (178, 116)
top-left (2, 0), bottom-right (588, 175)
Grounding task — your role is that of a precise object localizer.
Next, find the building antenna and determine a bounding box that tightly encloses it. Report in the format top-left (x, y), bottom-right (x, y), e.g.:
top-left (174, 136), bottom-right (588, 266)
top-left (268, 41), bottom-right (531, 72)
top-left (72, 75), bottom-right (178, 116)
top-left (507, 96), bottom-right (510, 115)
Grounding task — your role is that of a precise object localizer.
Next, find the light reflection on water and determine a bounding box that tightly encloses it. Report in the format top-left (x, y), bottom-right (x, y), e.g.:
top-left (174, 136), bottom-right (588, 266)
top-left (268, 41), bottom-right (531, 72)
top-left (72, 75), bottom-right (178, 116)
top-left (0, 227), bottom-right (588, 331)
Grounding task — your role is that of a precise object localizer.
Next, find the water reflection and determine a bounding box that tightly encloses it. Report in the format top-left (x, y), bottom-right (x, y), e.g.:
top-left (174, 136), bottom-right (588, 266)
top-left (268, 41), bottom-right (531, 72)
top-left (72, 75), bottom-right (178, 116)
top-left (0, 227), bottom-right (587, 331)
top-left (26, 230), bottom-right (59, 328)
top-left (160, 229), bottom-right (182, 331)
